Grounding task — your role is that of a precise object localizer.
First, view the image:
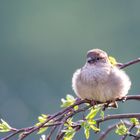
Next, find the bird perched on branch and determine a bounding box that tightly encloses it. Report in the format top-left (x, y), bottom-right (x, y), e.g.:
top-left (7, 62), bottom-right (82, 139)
top-left (72, 49), bottom-right (131, 107)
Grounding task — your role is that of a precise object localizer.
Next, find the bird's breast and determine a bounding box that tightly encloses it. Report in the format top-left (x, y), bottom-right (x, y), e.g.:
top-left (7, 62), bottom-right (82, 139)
top-left (80, 65), bottom-right (111, 85)
top-left (72, 66), bottom-right (112, 101)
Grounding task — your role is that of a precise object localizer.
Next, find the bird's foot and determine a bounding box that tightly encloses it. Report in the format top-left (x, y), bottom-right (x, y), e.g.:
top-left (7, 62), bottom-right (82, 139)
top-left (117, 96), bottom-right (127, 102)
top-left (103, 101), bottom-right (118, 110)
top-left (121, 96), bottom-right (127, 102)
top-left (85, 99), bottom-right (99, 106)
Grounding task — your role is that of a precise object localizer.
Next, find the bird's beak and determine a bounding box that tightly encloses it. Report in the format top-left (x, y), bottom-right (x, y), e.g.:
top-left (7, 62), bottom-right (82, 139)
top-left (87, 57), bottom-right (96, 63)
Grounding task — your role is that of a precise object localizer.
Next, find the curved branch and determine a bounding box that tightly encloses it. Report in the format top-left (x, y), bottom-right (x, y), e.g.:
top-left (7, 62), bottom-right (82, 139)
top-left (98, 123), bottom-right (119, 140)
top-left (96, 113), bottom-right (140, 125)
top-left (0, 56), bottom-right (140, 140)
top-left (18, 99), bottom-right (88, 140)
top-left (119, 58), bottom-right (140, 69)
top-left (1, 95), bottom-right (140, 140)
top-left (116, 95), bottom-right (140, 102)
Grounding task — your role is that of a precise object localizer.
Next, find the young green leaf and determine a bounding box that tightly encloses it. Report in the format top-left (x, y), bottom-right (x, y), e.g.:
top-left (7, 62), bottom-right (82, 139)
top-left (61, 94), bottom-right (76, 108)
top-left (38, 116), bottom-right (47, 123)
top-left (37, 127), bottom-right (48, 134)
top-left (108, 56), bottom-right (117, 66)
top-left (0, 119), bottom-right (11, 132)
top-left (88, 119), bottom-right (96, 125)
top-left (66, 118), bottom-right (73, 126)
top-left (90, 125), bottom-right (100, 132)
top-left (86, 106), bottom-right (101, 120)
top-left (63, 127), bottom-right (76, 140)
top-left (35, 114), bottom-right (49, 134)
top-left (87, 119), bottom-right (100, 133)
top-left (84, 127), bottom-right (90, 139)
top-left (115, 123), bottom-right (128, 136)
top-left (82, 122), bottom-right (91, 139)
top-left (100, 110), bottom-right (104, 120)
top-left (66, 94), bottom-right (75, 101)
top-left (130, 118), bottom-right (139, 125)
top-left (74, 105), bottom-right (79, 111)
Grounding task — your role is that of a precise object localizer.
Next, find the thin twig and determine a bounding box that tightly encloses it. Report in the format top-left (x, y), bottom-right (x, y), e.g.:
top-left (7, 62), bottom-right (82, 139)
top-left (122, 95), bottom-right (140, 101)
top-left (1, 95), bottom-right (140, 140)
top-left (98, 123), bottom-right (118, 140)
top-left (132, 133), bottom-right (140, 140)
top-left (1, 58), bottom-right (140, 140)
top-left (96, 113), bottom-right (140, 127)
top-left (2, 127), bottom-right (34, 140)
top-left (56, 105), bottom-right (91, 140)
top-left (129, 133), bottom-right (140, 139)
top-left (18, 99), bottom-right (86, 140)
top-left (46, 126), bottom-right (57, 140)
top-left (46, 115), bottom-right (65, 140)
top-left (120, 58), bottom-right (140, 69)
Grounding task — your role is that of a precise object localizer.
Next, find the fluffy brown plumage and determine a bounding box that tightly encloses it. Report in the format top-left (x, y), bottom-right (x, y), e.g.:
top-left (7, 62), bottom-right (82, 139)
top-left (72, 49), bottom-right (131, 102)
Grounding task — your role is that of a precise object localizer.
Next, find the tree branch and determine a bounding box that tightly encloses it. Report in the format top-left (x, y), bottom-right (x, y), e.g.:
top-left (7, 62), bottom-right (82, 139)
top-left (119, 58), bottom-right (140, 69)
top-left (96, 113), bottom-right (140, 126)
top-left (1, 95), bottom-right (140, 140)
top-left (1, 57), bottom-right (140, 140)
top-left (98, 123), bottom-right (119, 140)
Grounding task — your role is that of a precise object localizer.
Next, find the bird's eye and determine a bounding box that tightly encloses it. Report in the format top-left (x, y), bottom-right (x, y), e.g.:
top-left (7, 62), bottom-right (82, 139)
top-left (96, 57), bottom-right (100, 60)
top-left (87, 57), bottom-right (103, 64)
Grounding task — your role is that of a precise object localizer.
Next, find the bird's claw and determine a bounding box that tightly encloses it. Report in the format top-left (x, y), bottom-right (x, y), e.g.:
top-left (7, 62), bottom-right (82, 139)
top-left (121, 96), bottom-right (127, 102)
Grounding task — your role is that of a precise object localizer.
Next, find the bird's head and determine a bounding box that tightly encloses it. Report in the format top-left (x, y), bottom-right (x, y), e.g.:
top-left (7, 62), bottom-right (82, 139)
top-left (86, 49), bottom-right (110, 66)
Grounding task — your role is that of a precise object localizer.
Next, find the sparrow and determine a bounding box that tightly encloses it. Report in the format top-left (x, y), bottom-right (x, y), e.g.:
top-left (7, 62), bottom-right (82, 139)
top-left (72, 49), bottom-right (131, 106)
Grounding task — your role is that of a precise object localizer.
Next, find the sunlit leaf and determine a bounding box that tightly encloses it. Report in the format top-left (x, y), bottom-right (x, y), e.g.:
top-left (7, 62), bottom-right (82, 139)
top-left (64, 118), bottom-right (74, 129)
top-left (37, 114), bottom-right (48, 124)
top-left (63, 127), bottom-right (76, 140)
top-left (84, 127), bottom-right (90, 139)
top-left (100, 110), bottom-right (104, 120)
top-left (35, 114), bottom-right (49, 134)
top-left (83, 122), bottom-right (90, 139)
top-left (88, 120), bottom-right (96, 125)
top-left (0, 119), bottom-right (11, 132)
top-left (61, 94), bottom-right (76, 108)
top-left (86, 107), bottom-right (101, 120)
top-left (130, 118), bottom-right (139, 125)
top-left (37, 127), bottom-right (48, 134)
top-left (90, 125), bottom-right (100, 132)
top-left (66, 94), bottom-right (75, 101)
top-left (41, 114), bottom-right (47, 118)
top-left (38, 116), bottom-right (46, 123)
top-left (115, 123), bottom-right (128, 136)
top-left (108, 56), bottom-right (117, 66)
top-left (74, 105), bottom-right (79, 111)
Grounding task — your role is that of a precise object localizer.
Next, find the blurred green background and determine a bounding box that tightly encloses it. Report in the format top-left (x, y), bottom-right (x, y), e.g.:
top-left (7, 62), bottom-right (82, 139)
top-left (0, 0), bottom-right (140, 139)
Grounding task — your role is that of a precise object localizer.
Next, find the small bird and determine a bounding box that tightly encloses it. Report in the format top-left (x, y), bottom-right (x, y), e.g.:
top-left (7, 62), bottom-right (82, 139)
top-left (72, 49), bottom-right (131, 106)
